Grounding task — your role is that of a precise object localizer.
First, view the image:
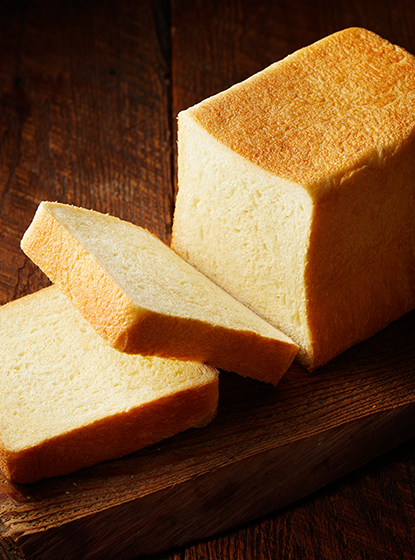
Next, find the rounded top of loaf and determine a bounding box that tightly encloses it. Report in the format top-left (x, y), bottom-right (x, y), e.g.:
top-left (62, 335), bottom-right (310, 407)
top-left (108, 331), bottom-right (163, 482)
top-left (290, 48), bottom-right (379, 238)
top-left (185, 27), bottom-right (415, 192)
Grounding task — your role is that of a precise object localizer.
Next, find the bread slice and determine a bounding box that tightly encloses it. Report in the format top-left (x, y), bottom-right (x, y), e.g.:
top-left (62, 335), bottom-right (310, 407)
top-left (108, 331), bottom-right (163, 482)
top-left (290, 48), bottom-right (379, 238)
top-left (21, 202), bottom-right (298, 385)
top-left (0, 286), bottom-right (218, 484)
top-left (171, 27), bottom-right (415, 371)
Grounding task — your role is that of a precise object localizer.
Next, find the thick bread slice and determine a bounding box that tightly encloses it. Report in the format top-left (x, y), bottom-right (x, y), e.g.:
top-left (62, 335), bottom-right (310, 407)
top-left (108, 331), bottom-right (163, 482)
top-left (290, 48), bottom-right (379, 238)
top-left (0, 286), bottom-right (218, 484)
top-left (21, 202), bottom-right (298, 385)
top-left (172, 27), bottom-right (415, 371)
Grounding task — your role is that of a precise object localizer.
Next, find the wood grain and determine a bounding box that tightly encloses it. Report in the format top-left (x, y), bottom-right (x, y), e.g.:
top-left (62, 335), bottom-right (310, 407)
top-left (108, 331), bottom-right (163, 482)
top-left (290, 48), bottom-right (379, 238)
top-left (0, 0), bottom-right (173, 305)
top-left (1, 0), bottom-right (415, 558)
top-left (0, 310), bottom-right (414, 559)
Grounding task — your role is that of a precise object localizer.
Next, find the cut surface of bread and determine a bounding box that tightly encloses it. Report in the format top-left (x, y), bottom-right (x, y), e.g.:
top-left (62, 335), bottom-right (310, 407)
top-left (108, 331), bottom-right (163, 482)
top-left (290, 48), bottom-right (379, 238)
top-left (0, 286), bottom-right (218, 484)
top-left (21, 202), bottom-right (298, 385)
top-left (171, 27), bottom-right (415, 370)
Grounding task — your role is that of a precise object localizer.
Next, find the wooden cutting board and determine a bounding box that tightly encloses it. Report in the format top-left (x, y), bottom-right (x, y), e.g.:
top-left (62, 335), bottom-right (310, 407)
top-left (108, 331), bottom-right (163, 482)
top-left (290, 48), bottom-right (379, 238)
top-left (0, 308), bottom-right (414, 560)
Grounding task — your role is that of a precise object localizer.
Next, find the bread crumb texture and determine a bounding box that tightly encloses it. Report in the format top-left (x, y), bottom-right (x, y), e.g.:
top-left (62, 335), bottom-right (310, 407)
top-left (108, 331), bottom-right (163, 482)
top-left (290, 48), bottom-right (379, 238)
top-left (172, 27), bottom-right (415, 370)
top-left (0, 286), bottom-right (218, 483)
top-left (21, 202), bottom-right (299, 384)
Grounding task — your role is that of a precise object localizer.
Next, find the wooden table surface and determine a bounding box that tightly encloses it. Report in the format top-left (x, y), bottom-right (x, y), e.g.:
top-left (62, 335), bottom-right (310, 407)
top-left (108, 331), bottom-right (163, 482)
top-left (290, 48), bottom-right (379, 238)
top-left (1, 0), bottom-right (415, 558)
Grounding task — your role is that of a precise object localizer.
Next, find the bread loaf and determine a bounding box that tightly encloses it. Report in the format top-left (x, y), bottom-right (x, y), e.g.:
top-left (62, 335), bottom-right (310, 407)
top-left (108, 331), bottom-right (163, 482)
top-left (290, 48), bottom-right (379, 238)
top-left (171, 27), bottom-right (415, 370)
top-left (0, 286), bottom-right (218, 484)
top-left (21, 202), bottom-right (298, 385)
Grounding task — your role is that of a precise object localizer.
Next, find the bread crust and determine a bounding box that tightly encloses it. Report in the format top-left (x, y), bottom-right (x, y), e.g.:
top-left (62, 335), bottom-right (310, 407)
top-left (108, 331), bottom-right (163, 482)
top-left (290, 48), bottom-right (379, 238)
top-left (189, 28), bottom-right (415, 193)
top-left (0, 378), bottom-right (217, 485)
top-left (123, 311), bottom-right (298, 384)
top-left (304, 132), bottom-right (415, 369)
top-left (21, 206), bottom-right (140, 348)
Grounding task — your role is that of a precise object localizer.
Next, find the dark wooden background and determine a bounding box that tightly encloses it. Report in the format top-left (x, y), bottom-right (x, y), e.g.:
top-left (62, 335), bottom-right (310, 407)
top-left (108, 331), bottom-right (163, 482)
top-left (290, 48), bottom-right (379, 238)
top-left (1, 0), bottom-right (415, 558)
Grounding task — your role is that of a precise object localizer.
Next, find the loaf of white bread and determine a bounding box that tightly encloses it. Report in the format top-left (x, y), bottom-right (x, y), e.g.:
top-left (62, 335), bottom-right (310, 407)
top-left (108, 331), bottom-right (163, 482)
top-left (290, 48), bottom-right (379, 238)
top-left (6, 26), bottom-right (414, 484)
top-left (0, 286), bottom-right (218, 484)
top-left (172, 27), bottom-right (415, 370)
top-left (21, 201), bottom-right (299, 386)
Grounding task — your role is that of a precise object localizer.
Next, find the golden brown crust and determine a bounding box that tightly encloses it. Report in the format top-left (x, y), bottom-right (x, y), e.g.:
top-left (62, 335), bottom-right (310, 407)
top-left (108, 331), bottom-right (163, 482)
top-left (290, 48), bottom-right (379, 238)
top-left (124, 311), bottom-right (298, 385)
top-left (189, 27), bottom-right (415, 192)
top-left (0, 375), bottom-right (218, 484)
top-left (303, 130), bottom-right (415, 370)
top-left (21, 205), bottom-right (140, 349)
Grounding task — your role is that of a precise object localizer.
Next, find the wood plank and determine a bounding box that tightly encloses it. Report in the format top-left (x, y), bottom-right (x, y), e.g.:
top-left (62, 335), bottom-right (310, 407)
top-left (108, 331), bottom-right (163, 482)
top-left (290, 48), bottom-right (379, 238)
top-left (0, 0), bottom-right (172, 305)
top-left (0, 310), bottom-right (414, 559)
